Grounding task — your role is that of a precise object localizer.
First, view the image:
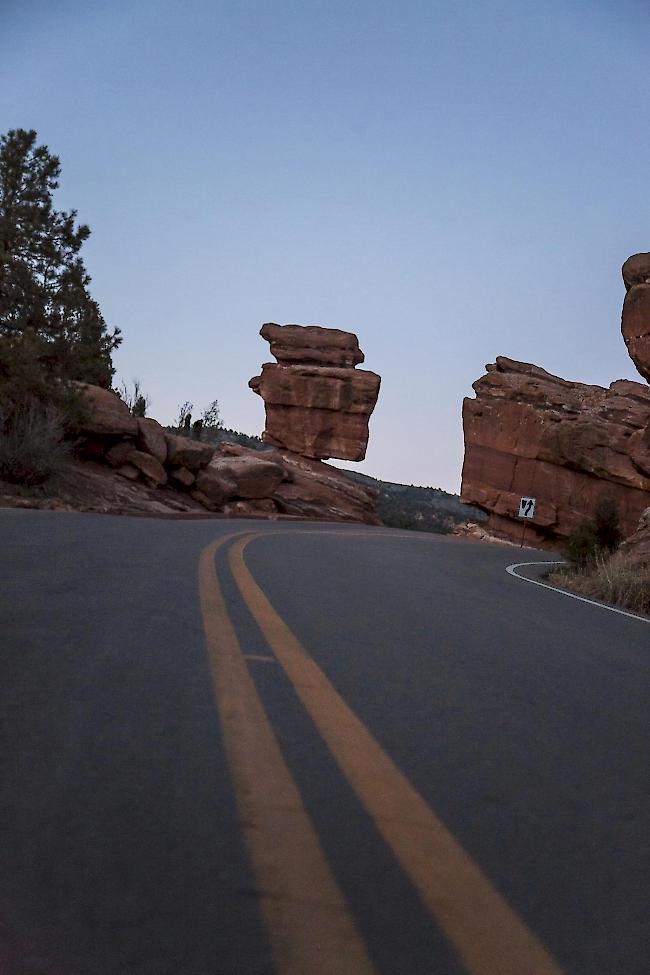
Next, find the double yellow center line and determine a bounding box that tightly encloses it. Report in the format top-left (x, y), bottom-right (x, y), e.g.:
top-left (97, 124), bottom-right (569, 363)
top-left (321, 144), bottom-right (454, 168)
top-left (199, 529), bottom-right (565, 975)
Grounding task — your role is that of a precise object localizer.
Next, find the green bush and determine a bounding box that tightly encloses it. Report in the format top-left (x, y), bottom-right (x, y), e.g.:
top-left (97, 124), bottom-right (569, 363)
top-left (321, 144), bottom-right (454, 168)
top-left (566, 519), bottom-right (599, 567)
top-left (565, 497), bottom-right (622, 567)
top-left (594, 497), bottom-right (622, 551)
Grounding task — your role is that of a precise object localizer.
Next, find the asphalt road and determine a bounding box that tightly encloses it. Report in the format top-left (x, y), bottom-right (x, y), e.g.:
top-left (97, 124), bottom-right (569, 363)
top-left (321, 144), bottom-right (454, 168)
top-left (0, 510), bottom-right (648, 975)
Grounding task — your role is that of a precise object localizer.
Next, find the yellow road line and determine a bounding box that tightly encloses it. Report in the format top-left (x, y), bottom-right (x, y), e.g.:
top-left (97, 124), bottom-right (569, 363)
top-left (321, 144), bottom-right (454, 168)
top-left (198, 533), bottom-right (377, 975)
top-left (229, 531), bottom-right (566, 975)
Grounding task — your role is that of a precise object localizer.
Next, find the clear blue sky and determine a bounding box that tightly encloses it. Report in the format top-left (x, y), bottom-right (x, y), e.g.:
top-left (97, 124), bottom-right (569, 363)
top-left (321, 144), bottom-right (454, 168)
top-left (3, 0), bottom-right (649, 491)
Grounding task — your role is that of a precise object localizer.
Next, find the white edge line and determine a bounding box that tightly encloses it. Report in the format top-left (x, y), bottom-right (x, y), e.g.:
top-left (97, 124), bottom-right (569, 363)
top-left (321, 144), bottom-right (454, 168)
top-left (505, 561), bottom-right (650, 625)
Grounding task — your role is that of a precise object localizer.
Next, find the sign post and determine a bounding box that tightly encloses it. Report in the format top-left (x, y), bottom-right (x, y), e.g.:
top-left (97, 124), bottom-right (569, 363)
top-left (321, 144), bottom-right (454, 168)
top-left (517, 496), bottom-right (536, 548)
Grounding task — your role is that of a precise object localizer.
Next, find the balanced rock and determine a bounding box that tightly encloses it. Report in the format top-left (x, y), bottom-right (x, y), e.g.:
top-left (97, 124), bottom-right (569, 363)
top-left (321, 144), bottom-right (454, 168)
top-left (461, 357), bottom-right (650, 545)
top-left (260, 322), bottom-right (365, 368)
top-left (249, 323), bottom-right (381, 461)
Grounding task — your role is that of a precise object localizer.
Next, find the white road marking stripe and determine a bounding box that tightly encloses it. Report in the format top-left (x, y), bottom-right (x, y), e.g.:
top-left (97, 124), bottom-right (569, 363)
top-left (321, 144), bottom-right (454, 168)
top-left (505, 561), bottom-right (650, 624)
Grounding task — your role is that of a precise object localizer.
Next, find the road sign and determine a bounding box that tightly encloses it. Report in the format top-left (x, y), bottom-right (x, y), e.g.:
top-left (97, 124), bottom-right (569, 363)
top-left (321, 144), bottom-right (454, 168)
top-left (518, 497), bottom-right (536, 519)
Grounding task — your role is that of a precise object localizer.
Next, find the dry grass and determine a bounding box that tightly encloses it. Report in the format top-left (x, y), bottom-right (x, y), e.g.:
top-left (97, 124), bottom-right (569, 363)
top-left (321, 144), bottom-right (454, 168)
top-left (550, 550), bottom-right (650, 616)
top-left (0, 398), bottom-right (70, 486)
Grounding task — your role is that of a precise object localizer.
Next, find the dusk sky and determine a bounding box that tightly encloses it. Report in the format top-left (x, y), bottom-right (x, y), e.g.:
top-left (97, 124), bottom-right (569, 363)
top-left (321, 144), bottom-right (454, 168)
top-left (3, 0), bottom-right (649, 492)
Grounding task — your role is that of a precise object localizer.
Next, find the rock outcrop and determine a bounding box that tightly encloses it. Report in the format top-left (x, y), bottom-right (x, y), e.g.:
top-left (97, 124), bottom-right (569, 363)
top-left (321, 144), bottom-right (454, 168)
top-left (621, 506), bottom-right (650, 564)
top-left (621, 253), bottom-right (650, 382)
top-left (218, 443), bottom-right (380, 524)
top-left (61, 380), bottom-right (379, 523)
top-left (249, 322), bottom-right (381, 461)
top-left (461, 358), bottom-right (650, 545)
top-left (461, 253), bottom-right (650, 546)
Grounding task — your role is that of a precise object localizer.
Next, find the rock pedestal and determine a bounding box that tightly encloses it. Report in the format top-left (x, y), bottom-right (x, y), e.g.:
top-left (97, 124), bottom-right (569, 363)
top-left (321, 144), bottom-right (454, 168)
top-left (249, 323), bottom-right (381, 461)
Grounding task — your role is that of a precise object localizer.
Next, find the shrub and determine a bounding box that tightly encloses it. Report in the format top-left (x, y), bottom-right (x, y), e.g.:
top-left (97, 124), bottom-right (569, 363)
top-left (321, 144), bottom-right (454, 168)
top-left (115, 379), bottom-right (150, 417)
top-left (565, 519), bottom-right (599, 567)
top-left (0, 396), bottom-right (70, 485)
top-left (551, 550), bottom-right (650, 617)
top-left (594, 497), bottom-right (622, 551)
top-left (565, 497), bottom-right (622, 567)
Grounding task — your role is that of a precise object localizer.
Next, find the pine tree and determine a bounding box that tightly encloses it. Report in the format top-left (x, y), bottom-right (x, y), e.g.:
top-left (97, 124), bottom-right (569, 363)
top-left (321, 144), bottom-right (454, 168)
top-left (0, 128), bottom-right (121, 399)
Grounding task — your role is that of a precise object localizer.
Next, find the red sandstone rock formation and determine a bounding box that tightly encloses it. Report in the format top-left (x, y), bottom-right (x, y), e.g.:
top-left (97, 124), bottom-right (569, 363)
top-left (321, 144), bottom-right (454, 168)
top-left (53, 382), bottom-right (378, 523)
top-left (217, 442), bottom-right (380, 524)
top-left (461, 357), bottom-right (650, 545)
top-left (461, 253), bottom-right (650, 546)
top-left (621, 253), bottom-right (650, 382)
top-left (621, 506), bottom-right (650, 564)
top-left (249, 323), bottom-right (381, 461)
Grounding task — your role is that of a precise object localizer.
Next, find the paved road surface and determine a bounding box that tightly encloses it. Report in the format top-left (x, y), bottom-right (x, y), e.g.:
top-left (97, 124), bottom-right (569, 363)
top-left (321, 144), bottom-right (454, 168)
top-left (0, 510), bottom-right (648, 974)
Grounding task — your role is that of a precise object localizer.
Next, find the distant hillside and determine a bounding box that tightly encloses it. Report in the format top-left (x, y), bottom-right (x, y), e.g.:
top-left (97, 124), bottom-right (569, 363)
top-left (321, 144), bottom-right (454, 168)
top-left (342, 470), bottom-right (487, 533)
top-left (204, 429), bottom-right (484, 533)
top-left (207, 428), bottom-right (267, 450)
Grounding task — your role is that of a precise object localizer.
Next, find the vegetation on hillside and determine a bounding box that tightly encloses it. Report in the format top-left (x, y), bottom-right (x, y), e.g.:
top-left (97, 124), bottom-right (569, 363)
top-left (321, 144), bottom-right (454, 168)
top-left (0, 128), bottom-right (120, 483)
top-left (344, 470), bottom-right (486, 533)
top-left (549, 498), bottom-right (649, 616)
top-left (550, 551), bottom-right (650, 616)
top-left (0, 129), bottom-right (121, 396)
top-left (564, 498), bottom-right (623, 567)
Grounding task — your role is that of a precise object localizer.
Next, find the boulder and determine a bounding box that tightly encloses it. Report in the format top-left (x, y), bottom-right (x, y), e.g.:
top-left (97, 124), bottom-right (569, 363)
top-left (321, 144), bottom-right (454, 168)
top-left (75, 438), bottom-right (107, 461)
top-left (622, 253), bottom-right (650, 291)
top-left (260, 322), bottom-right (365, 367)
top-left (461, 357), bottom-right (650, 545)
top-left (205, 451), bottom-right (285, 499)
top-left (209, 441), bottom-right (380, 523)
top-left (621, 282), bottom-right (650, 383)
top-left (250, 323), bottom-right (381, 461)
top-left (105, 442), bottom-right (136, 468)
top-left (129, 450), bottom-right (167, 487)
top-left (223, 498), bottom-right (279, 517)
top-left (116, 464), bottom-right (140, 481)
top-left (164, 433), bottom-right (214, 472)
top-left (137, 418), bottom-right (167, 464)
top-left (169, 466), bottom-right (196, 488)
top-left (621, 506), bottom-right (650, 564)
top-left (75, 384), bottom-right (139, 437)
top-left (190, 488), bottom-right (221, 511)
top-left (272, 449), bottom-right (380, 524)
top-left (195, 467), bottom-right (237, 504)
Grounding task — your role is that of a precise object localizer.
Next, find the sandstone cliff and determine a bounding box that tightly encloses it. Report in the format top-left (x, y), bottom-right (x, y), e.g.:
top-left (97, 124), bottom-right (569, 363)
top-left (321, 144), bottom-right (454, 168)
top-left (461, 358), bottom-right (650, 545)
top-left (461, 254), bottom-right (650, 546)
